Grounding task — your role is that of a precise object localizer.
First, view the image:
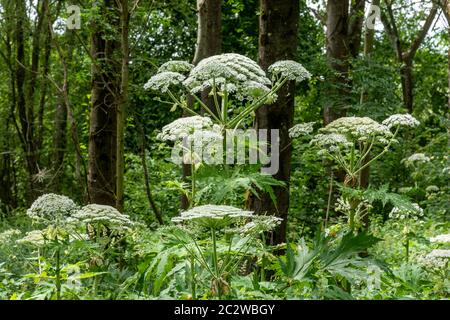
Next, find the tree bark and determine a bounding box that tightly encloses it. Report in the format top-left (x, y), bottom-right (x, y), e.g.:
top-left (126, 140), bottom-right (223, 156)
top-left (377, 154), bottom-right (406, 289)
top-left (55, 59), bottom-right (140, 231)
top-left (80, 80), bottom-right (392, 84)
top-left (88, 0), bottom-right (121, 206)
top-left (324, 0), bottom-right (350, 125)
top-left (116, 0), bottom-right (131, 212)
top-left (247, 0), bottom-right (299, 246)
top-left (348, 0), bottom-right (365, 59)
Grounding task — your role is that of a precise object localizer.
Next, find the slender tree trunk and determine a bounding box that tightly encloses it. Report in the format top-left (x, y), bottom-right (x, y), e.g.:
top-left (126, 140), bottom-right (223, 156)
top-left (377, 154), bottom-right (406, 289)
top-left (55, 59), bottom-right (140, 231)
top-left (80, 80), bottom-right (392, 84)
top-left (400, 59), bottom-right (414, 113)
top-left (15, 0), bottom-right (41, 201)
top-left (246, 0), bottom-right (299, 246)
top-left (324, 0), bottom-right (350, 124)
top-left (88, 0), bottom-right (121, 206)
top-left (116, 0), bottom-right (131, 212)
top-left (348, 0), bottom-right (365, 59)
top-left (181, 0), bottom-right (222, 210)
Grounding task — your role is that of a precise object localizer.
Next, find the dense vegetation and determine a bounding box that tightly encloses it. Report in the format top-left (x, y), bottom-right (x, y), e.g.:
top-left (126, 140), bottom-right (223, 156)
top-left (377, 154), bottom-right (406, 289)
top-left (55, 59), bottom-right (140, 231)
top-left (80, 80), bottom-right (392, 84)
top-left (0, 0), bottom-right (448, 300)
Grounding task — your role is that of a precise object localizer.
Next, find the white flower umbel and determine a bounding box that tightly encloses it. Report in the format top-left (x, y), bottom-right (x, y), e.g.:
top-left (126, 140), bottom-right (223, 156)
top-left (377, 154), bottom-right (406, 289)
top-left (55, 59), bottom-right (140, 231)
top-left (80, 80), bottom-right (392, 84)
top-left (27, 193), bottom-right (79, 226)
top-left (289, 122), bottom-right (315, 138)
top-left (184, 53), bottom-right (272, 102)
top-left (156, 116), bottom-right (216, 141)
top-left (430, 234), bottom-right (450, 244)
top-left (227, 215), bottom-right (283, 235)
top-left (72, 204), bottom-right (135, 232)
top-left (321, 117), bottom-right (392, 143)
top-left (172, 205), bottom-right (253, 229)
top-left (0, 229), bottom-right (21, 242)
top-left (143, 71), bottom-right (186, 93)
top-left (428, 249), bottom-right (450, 258)
top-left (402, 153), bottom-right (431, 166)
top-left (17, 230), bottom-right (46, 246)
top-left (418, 250), bottom-right (450, 269)
top-left (382, 113), bottom-right (420, 129)
top-left (310, 133), bottom-right (352, 154)
top-left (389, 203), bottom-right (424, 221)
top-left (157, 61), bottom-right (194, 74)
top-left (268, 60), bottom-right (312, 83)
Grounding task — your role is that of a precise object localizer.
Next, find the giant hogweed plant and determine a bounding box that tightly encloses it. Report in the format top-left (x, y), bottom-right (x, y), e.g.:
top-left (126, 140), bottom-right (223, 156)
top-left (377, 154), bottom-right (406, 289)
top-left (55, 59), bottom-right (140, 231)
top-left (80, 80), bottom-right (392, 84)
top-left (302, 114), bottom-right (421, 232)
top-left (144, 54), bottom-right (311, 208)
top-left (144, 54), bottom-right (311, 129)
top-left (14, 194), bottom-right (137, 299)
top-left (169, 205), bottom-right (282, 299)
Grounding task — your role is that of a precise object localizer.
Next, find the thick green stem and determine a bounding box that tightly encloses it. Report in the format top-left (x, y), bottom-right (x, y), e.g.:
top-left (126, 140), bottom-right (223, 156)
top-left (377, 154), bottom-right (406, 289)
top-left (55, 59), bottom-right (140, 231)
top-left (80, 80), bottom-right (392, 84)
top-left (55, 245), bottom-right (61, 300)
top-left (190, 256), bottom-right (196, 300)
top-left (211, 228), bottom-right (221, 298)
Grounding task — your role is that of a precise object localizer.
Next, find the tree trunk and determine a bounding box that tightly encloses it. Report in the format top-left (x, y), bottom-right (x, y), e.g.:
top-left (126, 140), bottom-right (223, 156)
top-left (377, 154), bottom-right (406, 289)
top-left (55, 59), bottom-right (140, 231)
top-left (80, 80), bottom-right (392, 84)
top-left (52, 100), bottom-right (67, 191)
top-left (348, 0), bottom-right (365, 59)
top-left (192, 0), bottom-right (222, 65)
top-left (116, 0), bottom-right (131, 212)
top-left (324, 0), bottom-right (350, 124)
top-left (400, 59), bottom-right (414, 113)
top-left (181, 0), bottom-right (222, 210)
top-left (88, 0), bottom-right (121, 207)
top-left (247, 0), bottom-right (299, 246)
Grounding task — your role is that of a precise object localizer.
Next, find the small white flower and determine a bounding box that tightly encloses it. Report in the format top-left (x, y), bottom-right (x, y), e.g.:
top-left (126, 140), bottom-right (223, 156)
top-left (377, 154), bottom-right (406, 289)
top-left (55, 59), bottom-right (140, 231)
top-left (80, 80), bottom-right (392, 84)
top-left (310, 133), bottom-right (352, 154)
top-left (402, 153), bottom-right (431, 167)
top-left (27, 193), bottom-right (79, 225)
top-left (156, 116), bottom-right (215, 141)
top-left (289, 122), bottom-right (315, 138)
top-left (172, 205), bottom-right (253, 229)
top-left (268, 60), bottom-right (311, 83)
top-left (321, 116), bottom-right (392, 144)
top-left (389, 203), bottom-right (424, 220)
top-left (430, 234), bottom-right (450, 244)
top-left (382, 114), bottom-right (420, 129)
top-left (184, 53), bottom-right (272, 101)
top-left (157, 60), bottom-right (194, 74)
top-left (72, 204), bottom-right (136, 232)
top-left (425, 185), bottom-right (439, 193)
top-left (17, 230), bottom-right (46, 246)
top-left (0, 229), bottom-right (21, 242)
top-left (428, 249), bottom-right (450, 258)
top-left (144, 71), bottom-right (186, 92)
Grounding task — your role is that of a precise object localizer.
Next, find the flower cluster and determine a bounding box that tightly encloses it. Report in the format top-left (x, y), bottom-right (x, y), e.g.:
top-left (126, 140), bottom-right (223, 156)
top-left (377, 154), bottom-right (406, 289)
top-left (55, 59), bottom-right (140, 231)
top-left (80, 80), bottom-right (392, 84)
top-left (183, 53), bottom-right (272, 101)
top-left (382, 114), bottom-right (420, 129)
top-left (0, 229), bottom-right (21, 242)
top-left (418, 249), bottom-right (450, 269)
top-left (430, 234), bottom-right (450, 244)
top-left (27, 193), bottom-right (79, 225)
top-left (321, 117), bottom-right (392, 144)
top-left (402, 153), bottom-right (431, 166)
top-left (227, 215), bottom-right (283, 235)
top-left (71, 204), bottom-right (135, 232)
top-left (388, 203), bottom-right (424, 220)
top-left (267, 60), bottom-right (311, 83)
top-left (310, 133), bottom-right (352, 155)
top-left (17, 230), bottom-right (45, 246)
top-left (156, 116), bottom-right (218, 141)
top-left (172, 205), bottom-right (253, 229)
top-left (289, 122), bottom-right (315, 138)
top-left (425, 185), bottom-right (439, 193)
top-left (144, 71), bottom-right (186, 92)
top-left (157, 60), bottom-right (194, 74)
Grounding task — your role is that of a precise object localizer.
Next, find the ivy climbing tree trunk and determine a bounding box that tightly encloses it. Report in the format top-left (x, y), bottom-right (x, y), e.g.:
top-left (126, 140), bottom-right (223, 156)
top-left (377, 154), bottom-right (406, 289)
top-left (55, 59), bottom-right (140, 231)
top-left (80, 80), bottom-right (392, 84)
top-left (247, 0), bottom-right (299, 246)
top-left (88, 0), bottom-right (121, 207)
